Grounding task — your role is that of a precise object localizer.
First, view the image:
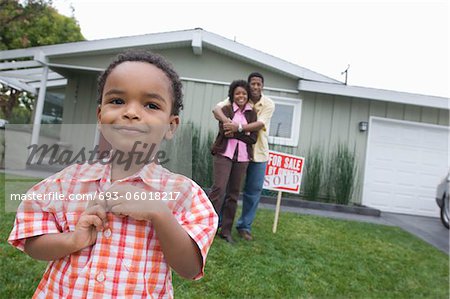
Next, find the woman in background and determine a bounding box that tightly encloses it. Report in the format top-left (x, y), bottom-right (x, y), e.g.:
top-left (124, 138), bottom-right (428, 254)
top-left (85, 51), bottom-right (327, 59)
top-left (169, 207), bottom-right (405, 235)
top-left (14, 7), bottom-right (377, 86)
top-left (209, 80), bottom-right (257, 243)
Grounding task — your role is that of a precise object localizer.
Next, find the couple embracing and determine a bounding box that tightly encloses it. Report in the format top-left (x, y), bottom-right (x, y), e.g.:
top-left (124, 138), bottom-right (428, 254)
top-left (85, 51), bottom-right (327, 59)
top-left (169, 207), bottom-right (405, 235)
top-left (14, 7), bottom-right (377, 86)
top-left (209, 72), bottom-right (275, 243)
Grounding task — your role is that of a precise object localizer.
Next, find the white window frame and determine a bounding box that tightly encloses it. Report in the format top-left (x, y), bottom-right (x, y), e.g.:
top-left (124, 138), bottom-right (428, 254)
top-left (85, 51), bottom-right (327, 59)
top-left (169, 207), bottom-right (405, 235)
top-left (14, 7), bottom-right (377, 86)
top-left (267, 96), bottom-right (302, 147)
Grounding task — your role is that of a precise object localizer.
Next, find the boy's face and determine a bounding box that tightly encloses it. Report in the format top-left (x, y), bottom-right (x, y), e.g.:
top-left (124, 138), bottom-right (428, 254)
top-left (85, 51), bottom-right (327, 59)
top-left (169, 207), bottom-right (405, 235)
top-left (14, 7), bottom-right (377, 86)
top-left (97, 61), bottom-right (179, 153)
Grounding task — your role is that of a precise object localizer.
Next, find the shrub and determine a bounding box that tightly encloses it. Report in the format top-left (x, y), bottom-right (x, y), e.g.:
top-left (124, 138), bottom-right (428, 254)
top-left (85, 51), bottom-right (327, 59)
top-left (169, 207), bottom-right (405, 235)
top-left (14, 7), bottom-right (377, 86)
top-left (303, 147), bottom-right (324, 201)
top-left (191, 124), bottom-right (214, 188)
top-left (328, 143), bottom-right (358, 205)
top-left (9, 106), bottom-right (31, 124)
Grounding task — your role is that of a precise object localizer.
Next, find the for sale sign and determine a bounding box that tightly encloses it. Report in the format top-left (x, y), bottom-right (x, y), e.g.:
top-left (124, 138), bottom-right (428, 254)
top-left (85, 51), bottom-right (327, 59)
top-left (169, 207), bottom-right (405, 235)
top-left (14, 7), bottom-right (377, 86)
top-left (263, 150), bottom-right (305, 194)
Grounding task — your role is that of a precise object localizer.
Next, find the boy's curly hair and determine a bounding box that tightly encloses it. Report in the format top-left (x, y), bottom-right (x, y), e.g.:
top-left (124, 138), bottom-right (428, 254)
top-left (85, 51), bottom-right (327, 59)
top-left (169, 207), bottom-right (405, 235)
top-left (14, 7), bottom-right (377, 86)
top-left (97, 50), bottom-right (184, 115)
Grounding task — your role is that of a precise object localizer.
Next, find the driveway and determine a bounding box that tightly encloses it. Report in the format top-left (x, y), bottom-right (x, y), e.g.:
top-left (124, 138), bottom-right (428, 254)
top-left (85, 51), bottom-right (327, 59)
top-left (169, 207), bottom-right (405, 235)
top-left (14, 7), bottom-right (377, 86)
top-left (381, 212), bottom-right (449, 254)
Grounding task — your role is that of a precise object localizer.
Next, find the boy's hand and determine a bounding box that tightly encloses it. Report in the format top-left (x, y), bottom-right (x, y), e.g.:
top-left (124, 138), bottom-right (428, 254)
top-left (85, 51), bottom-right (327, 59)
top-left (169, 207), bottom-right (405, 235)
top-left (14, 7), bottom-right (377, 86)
top-left (105, 183), bottom-right (172, 222)
top-left (71, 205), bottom-right (108, 251)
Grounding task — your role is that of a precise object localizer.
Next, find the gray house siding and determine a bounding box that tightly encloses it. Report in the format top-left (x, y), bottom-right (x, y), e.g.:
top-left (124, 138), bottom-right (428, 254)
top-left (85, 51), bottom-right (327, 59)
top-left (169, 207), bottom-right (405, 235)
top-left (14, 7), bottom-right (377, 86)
top-left (182, 80), bottom-right (227, 135)
top-left (59, 72), bottom-right (99, 153)
top-left (50, 47), bottom-right (299, 90)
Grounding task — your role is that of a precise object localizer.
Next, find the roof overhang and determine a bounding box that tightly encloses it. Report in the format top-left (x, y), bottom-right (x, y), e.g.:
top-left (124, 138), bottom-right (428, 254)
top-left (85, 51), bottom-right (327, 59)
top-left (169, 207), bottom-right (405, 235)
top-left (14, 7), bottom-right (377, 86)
top-left (0, 30), bottom-right (194, 60)
top-left (199, 30), bottom-right (339, 83)
top-left (0, 60), bottom-right (67, 94)
top-left (298, 80), bottom-right (450, 110)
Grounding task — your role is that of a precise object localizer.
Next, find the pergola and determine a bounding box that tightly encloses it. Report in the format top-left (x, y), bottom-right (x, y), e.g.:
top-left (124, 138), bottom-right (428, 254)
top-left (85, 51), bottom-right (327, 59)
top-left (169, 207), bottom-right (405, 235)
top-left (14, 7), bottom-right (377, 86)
top-left (0, 60), bottom-right (67, 94)
top-left (0, 55), bottom-right (67, 147)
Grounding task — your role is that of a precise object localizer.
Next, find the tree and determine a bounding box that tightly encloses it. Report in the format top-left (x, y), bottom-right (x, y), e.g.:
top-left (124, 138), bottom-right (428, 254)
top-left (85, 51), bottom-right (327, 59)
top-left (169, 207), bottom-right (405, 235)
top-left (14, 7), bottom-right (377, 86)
top-left (0, 0), bottom-right (85, 121)
top-left (0, 0), bottom-right (84, 50)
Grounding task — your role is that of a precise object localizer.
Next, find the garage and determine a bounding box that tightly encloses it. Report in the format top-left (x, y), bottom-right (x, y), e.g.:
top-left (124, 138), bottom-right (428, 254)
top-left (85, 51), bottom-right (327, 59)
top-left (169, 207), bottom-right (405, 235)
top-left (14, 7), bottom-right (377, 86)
top-left (362, 117), bottom-right (449, 217)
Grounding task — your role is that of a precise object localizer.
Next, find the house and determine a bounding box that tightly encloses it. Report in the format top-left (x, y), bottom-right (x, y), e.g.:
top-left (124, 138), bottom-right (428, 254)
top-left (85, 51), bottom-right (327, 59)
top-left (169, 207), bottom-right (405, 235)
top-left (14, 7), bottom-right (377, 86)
top-left (0, 28), bottom-right (448, 217)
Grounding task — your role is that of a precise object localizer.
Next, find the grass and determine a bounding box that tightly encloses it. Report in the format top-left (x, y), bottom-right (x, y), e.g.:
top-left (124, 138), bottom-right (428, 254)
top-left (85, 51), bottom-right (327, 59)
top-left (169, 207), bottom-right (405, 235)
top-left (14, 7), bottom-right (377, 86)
top-left (1, 174), bottom-right (449, 298)
top-left (173, 212), bottom-right (449, 299)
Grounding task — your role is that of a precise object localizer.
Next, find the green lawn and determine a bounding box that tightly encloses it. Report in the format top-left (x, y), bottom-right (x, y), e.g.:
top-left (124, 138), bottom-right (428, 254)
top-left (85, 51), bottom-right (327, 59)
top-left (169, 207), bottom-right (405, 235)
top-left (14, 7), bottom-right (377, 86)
top-left (1, 174), bottom-right (449, 298)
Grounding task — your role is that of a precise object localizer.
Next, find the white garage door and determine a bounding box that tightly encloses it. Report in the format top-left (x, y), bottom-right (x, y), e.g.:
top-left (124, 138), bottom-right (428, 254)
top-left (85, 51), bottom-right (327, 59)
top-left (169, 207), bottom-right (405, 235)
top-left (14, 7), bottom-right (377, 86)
top-left (362, 117), bottom-right (449, 217)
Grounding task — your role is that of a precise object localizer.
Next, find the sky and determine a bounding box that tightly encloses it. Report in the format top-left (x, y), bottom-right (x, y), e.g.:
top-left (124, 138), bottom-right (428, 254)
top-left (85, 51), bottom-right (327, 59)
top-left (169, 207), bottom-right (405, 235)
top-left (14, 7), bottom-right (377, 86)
top-left (52, 0), bottom-right (449, 98)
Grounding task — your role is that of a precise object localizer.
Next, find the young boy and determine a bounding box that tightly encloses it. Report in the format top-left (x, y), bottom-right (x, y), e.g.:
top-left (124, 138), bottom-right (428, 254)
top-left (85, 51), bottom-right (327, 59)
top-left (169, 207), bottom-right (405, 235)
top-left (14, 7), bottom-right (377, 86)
top-left (8, 50), bottom-right (218, 298)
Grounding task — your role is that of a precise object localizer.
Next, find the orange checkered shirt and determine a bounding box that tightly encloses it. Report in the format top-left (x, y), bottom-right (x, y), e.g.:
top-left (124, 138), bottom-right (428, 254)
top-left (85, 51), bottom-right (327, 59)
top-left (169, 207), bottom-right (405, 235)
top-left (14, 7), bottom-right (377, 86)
top-left (8, 162), bottom-right (218, 298)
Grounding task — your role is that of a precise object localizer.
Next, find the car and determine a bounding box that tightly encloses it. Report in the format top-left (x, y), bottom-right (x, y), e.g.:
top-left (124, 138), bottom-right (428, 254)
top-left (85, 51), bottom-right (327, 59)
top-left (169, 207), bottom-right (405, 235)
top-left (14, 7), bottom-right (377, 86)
top-left (0, 119), bottom-right (8, 128)
top-left (436, 171), bottom-right (450, 229)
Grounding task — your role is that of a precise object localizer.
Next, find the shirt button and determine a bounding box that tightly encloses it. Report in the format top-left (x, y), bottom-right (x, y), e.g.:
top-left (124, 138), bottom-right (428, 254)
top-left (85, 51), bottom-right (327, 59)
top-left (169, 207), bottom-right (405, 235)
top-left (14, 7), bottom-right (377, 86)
top-left (96, 271), bottom-right (105, 283)
top-left (103, 228), bottom-right (111, 239)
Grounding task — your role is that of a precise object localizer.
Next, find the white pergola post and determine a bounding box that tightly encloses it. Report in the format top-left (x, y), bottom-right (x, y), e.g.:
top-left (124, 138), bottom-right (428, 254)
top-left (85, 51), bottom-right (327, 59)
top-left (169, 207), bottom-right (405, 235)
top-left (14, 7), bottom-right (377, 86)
top-left (30, 64), bottom-right (48, 147)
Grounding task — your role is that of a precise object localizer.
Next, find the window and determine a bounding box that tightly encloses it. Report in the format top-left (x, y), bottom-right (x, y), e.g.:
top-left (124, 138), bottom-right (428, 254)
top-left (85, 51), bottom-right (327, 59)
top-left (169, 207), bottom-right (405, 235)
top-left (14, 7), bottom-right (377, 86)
top-left (40, 91), bottom-right (64, 138)
top-left (268, 96), bottom-right (302, 147)
top-left (42, 92), bottom-right (64, 124)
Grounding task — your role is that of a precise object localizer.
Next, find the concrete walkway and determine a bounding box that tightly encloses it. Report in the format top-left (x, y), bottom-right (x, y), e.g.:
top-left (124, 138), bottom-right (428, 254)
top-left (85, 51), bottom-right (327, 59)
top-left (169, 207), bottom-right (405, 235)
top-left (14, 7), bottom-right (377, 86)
top-left (260, 203), bottom-right (449, 254)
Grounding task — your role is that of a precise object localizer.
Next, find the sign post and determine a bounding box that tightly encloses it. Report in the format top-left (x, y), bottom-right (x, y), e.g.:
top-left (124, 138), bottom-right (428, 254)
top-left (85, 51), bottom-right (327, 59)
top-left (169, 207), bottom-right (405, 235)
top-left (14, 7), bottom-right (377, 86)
top-left (263, 151), bottom-right (305, 233)
top-left (272, 191), bottom-right (282, 233)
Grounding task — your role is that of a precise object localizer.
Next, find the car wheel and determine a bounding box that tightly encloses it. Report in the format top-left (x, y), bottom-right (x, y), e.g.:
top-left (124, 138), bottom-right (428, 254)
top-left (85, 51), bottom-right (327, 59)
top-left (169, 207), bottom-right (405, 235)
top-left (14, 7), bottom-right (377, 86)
top-left (440, 195), bottom-right (449, 229)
